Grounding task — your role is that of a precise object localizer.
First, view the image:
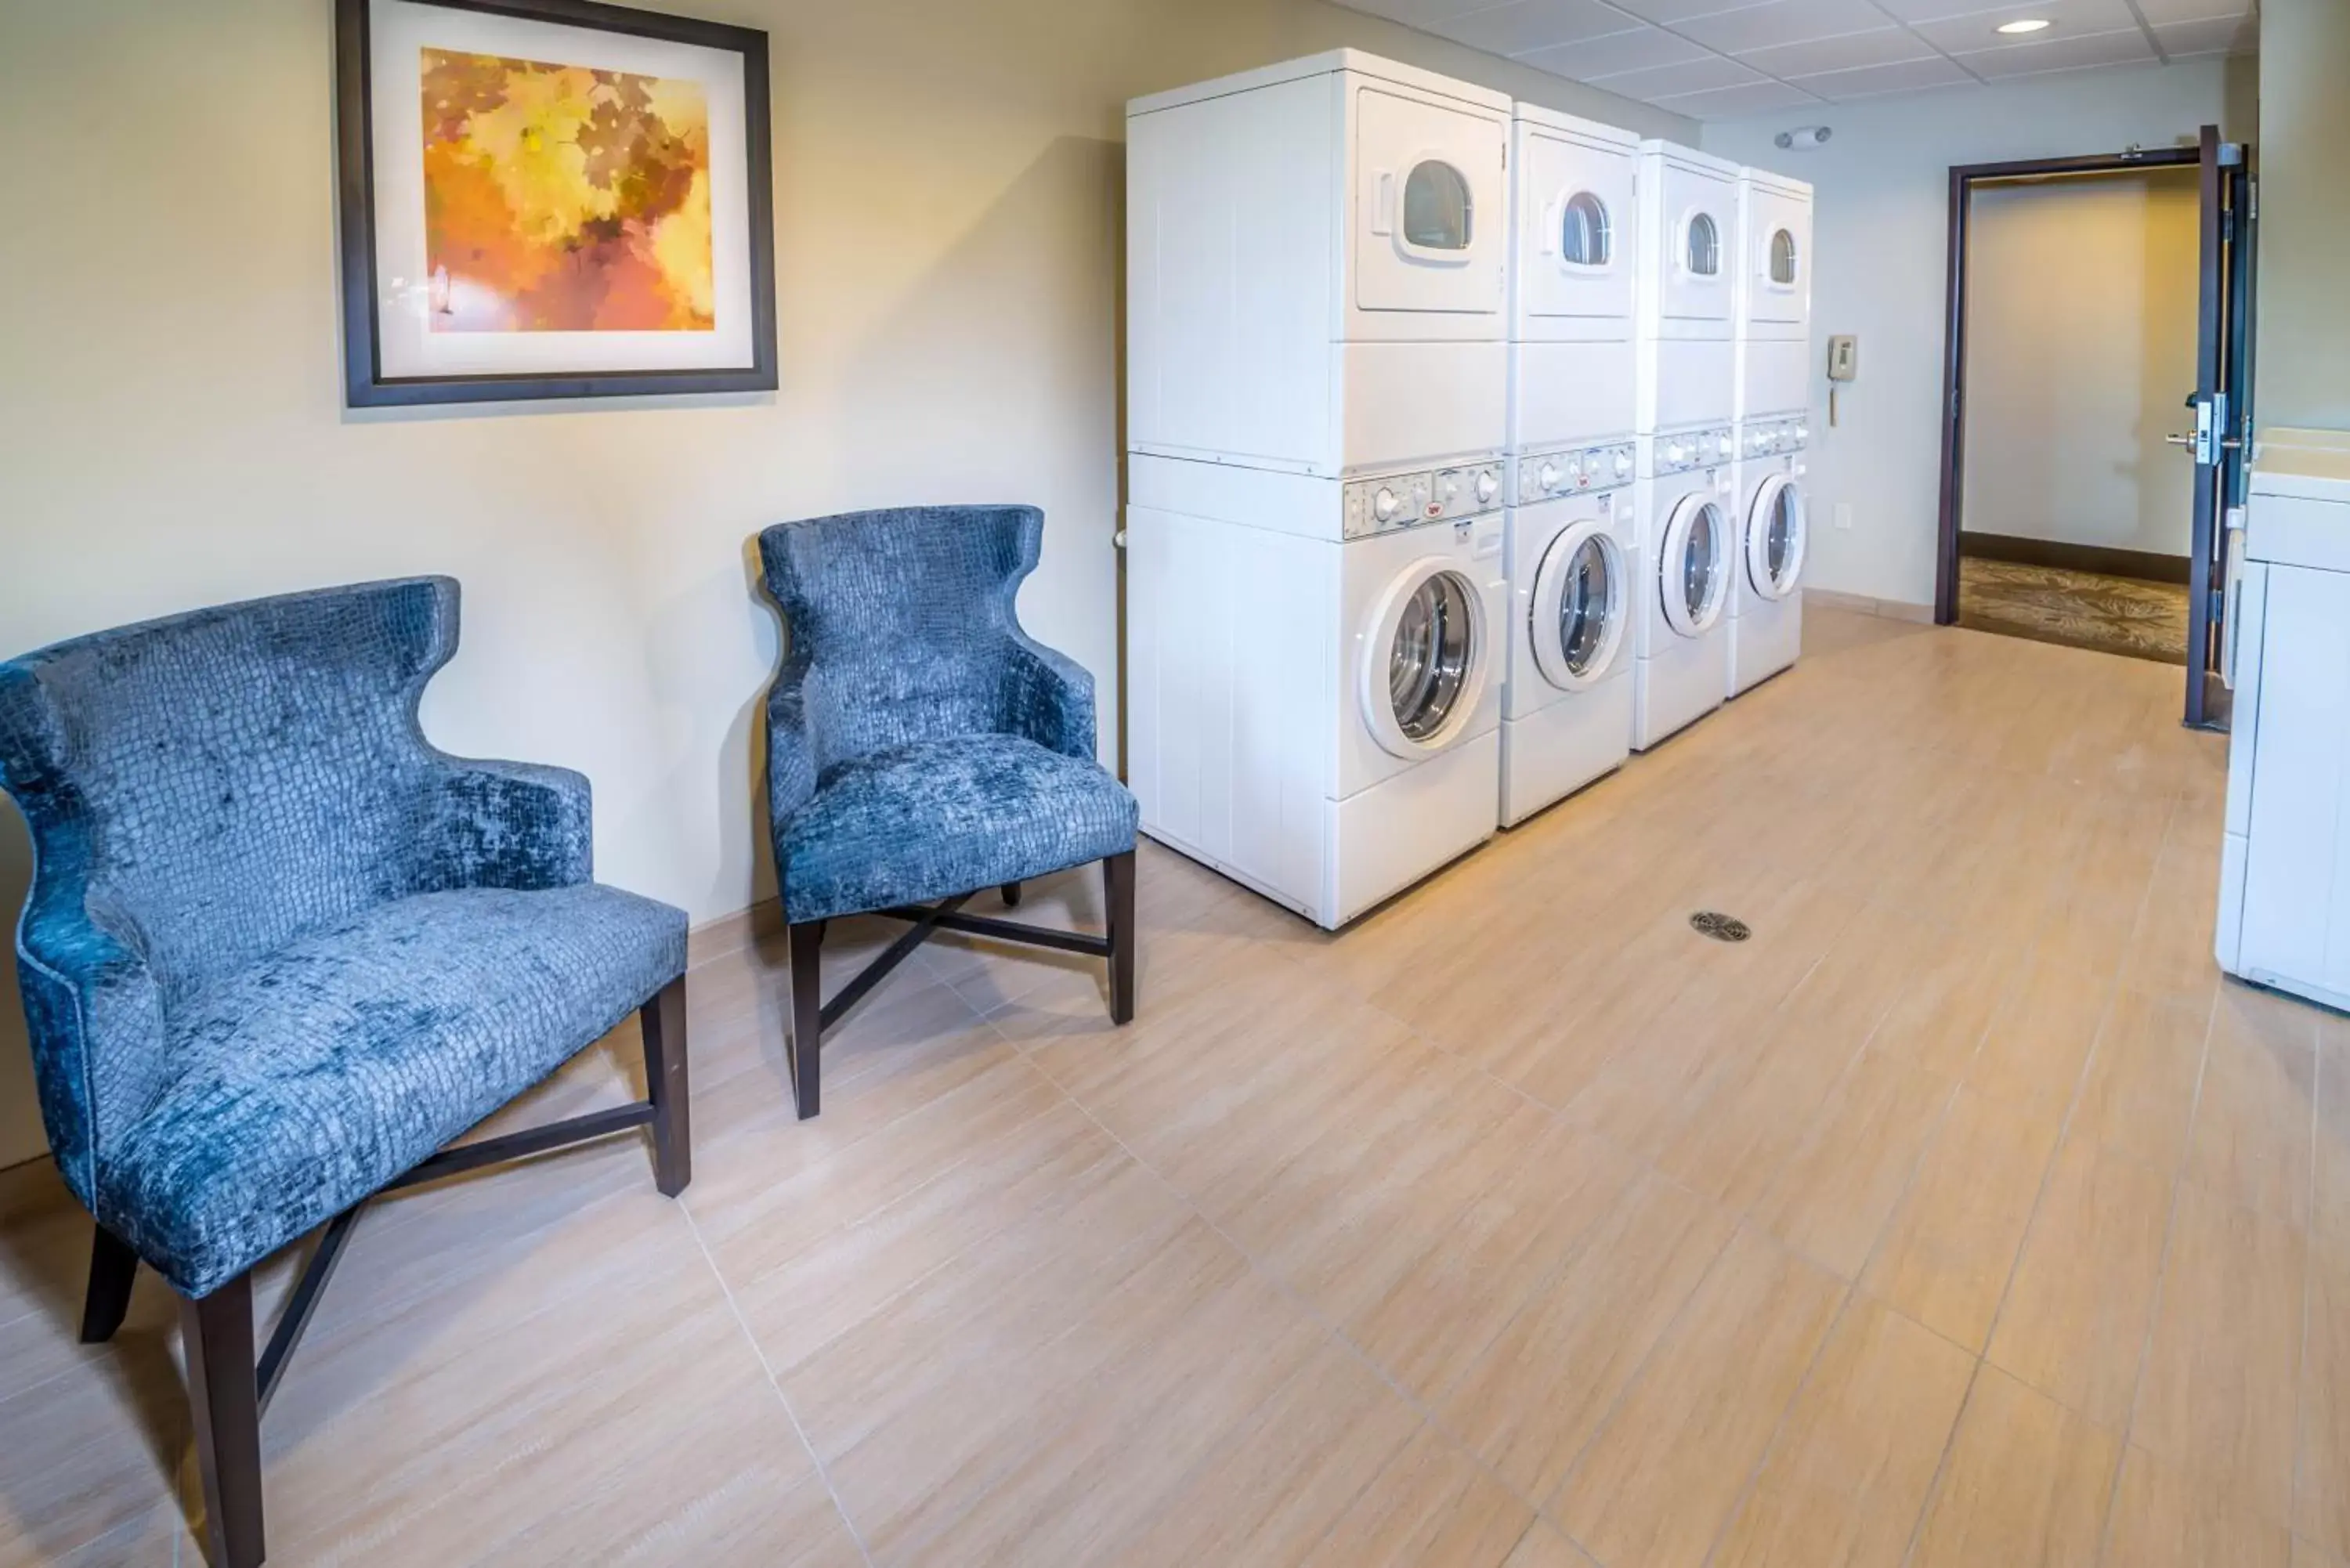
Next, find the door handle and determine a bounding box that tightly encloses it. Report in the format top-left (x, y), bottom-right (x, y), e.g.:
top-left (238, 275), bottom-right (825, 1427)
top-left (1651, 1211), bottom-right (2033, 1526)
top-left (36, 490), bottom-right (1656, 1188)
top-left (2164, 433), bottom-right (2196, 447)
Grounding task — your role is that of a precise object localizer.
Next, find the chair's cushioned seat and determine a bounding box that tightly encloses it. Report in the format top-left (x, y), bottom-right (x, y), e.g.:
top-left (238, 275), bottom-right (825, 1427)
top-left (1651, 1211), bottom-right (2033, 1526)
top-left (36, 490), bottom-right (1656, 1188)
top-left (98, 884), bottom-right (687, 1296)
top-left (780, 734), bottom-right (1137, 923)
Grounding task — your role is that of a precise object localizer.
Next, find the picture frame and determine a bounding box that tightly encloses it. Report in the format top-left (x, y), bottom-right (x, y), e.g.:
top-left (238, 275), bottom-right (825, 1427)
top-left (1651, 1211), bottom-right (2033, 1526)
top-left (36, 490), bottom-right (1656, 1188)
top-left (334, 0), bottom-right (777, 407)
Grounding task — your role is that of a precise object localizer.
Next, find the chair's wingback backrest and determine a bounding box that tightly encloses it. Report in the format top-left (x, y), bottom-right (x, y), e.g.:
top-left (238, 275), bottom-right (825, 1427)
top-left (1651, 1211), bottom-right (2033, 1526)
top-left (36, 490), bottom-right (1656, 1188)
top-left (0, 579), bottom-right (454, 1010)
top-left (757, 507), bottom-right (1040, 773)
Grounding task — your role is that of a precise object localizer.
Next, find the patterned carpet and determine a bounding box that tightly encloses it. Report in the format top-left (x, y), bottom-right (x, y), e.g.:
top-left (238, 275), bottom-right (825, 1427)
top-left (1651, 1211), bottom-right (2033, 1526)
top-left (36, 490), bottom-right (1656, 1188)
top-left (1957, 557), bottom-right (2190, 665)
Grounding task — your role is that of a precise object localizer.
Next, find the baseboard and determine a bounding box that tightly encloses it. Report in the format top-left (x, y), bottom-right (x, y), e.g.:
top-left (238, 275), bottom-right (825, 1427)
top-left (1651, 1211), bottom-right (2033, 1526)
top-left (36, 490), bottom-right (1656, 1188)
top-left (1808, 587), bottom-right (1936, 624)
top-left (688, 898), bottom-right (783, 967)
top-left (1959, 531), bottom-right (2193, 586)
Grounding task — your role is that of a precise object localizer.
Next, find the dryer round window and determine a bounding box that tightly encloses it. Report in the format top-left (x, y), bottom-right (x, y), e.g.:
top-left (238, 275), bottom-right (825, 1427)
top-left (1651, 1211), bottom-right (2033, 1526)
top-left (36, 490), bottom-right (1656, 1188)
top-left (1661, 497), bottom-right (1729, 637)
top-left (1531, 521), bottom-right (1625, 692)
top-left (1684, 211), bottom-right (1721, 278)
top-left (1560, 190), bottom-right (1611, 268)
top-left (1748, 476), bottom-right (1806, 601)
top-left (1402, 161), bottom-right (1474, 252)
top-left (1768, 227), bottom-right (1799, 286)
top-left (1362, 558), bottom-right (1488, 757)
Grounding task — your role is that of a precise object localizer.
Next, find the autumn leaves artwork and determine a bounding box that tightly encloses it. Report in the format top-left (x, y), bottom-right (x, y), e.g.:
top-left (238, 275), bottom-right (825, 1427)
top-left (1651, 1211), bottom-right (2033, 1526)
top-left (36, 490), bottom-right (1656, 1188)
top-left (421, 49), bottom-right (714, 334)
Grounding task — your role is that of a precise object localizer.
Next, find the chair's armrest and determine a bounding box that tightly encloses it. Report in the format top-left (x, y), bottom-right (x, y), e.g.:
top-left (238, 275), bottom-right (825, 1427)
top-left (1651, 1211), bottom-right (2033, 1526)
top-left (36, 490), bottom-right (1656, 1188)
top-left (414, 759), bottom-right (594, 891)
top-left (1003, 641), bottom-right (1097, 760)
top-left (14, 880), bottom-right (164, 1207)
top-left (766, 685), bottom-right (819, 829)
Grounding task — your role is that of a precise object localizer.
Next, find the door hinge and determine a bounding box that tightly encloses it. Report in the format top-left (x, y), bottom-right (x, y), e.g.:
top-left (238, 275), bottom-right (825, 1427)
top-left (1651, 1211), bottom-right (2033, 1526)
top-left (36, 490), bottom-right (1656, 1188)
top-left (2211, 588), bottom-right (2226, 622)
top-left (2219, 142), bottom-right (2245, 167)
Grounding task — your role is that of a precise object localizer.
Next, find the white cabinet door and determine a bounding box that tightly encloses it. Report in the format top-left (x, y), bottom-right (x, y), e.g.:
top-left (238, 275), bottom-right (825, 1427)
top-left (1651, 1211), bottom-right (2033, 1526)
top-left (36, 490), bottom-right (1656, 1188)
top-left (1657, 159), bottom-right (1736, 327)
top-left (1745, 185), bottom-right (1810, 331)
top-left (1354, 85), bottom-right (1506, 317)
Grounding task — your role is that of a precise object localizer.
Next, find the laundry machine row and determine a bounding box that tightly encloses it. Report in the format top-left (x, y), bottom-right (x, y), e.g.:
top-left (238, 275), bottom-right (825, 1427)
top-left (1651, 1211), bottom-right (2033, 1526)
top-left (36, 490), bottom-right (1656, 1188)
top-left (1124, 49), bottom-right (1812, 925)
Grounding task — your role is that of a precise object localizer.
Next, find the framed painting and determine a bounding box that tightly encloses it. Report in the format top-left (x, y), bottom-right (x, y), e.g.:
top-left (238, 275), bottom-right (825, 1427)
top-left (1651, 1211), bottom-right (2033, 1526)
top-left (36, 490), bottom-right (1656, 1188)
top-left (334, 0), bottom-right (776, 406)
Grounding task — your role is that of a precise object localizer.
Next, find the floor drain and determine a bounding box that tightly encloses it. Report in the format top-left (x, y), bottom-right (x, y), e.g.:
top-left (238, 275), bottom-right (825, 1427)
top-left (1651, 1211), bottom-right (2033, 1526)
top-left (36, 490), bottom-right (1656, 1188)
top-left (1691, 912), bottom-right (1752, 943)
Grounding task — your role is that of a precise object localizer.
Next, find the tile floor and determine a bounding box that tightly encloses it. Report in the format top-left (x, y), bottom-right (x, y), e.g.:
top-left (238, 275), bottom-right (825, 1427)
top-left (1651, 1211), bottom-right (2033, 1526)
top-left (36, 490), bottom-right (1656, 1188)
top-left (2, 609), bottom-right (2344, 1568)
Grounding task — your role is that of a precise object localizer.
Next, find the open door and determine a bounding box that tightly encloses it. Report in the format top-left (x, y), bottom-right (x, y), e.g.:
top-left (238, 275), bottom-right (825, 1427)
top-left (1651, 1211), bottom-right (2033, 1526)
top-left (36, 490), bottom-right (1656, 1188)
top-left (2177, 122), bottom-right (2256, 731)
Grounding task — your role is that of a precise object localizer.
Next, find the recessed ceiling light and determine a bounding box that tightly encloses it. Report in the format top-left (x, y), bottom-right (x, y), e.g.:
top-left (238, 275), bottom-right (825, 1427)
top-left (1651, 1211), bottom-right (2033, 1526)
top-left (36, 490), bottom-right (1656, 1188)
top-left (1997, 17), bottom-right (2054, 32)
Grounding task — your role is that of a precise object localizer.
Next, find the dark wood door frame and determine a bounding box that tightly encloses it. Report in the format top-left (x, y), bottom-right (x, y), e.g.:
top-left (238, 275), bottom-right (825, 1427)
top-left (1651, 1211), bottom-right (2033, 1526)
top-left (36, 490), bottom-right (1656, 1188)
top-left (1932, 145), bottom-right (2204, 627)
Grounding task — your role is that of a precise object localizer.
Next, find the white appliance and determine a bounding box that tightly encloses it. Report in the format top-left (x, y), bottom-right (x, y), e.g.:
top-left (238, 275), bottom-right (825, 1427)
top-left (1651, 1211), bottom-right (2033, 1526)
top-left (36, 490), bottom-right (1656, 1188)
top-left (1501, 439), bottom-right (1639, 825)
top-left (1635, 141), bottom-right (1738, 438)
top-left (1509, 104), bottom-right (1640, 453)
top-left (2216, 428), bottom-right (2350, 1011)
top-left (1734, 166), bottom-right (1813, 425)
top-left (1126, 459), bottom-right (1507, 929)
top-left (1127, 52), bottom-right (1510, 480)
top-left (1633, 425), bottom-right (1738, 750)
top-left (1727, 414), bottom-right (1810, 696)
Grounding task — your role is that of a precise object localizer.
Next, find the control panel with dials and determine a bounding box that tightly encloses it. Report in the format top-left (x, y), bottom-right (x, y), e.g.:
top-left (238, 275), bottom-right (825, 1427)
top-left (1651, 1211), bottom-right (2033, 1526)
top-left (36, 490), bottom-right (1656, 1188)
top-left (1741, 416), bottom-right (1810, 457)
top-left (1653, 427), bottom-right (1739, 476)
top-left (1512, 442), bottom-right (1637, 507)
top-left (1342, 461), bottom-right (1506, 539)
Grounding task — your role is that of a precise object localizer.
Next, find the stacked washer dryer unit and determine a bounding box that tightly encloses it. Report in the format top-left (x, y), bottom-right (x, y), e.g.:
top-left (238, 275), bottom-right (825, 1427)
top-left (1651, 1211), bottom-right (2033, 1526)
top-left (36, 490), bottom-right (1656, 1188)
top-left (1123, 52), bottom-right (1511, 929)
top-left (1728, 166), bottom-right (1816, 696)
top-left (1631, 141), bottom-right (1741, 750)
top-left (1499, 106), bottom-right (1642, 828)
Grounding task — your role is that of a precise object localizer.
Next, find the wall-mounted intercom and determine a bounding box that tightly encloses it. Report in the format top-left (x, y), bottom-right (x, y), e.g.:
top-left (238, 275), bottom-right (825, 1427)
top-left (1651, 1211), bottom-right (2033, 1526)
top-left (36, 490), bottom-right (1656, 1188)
top-left (1826, 334), bottom-right (1858, 425)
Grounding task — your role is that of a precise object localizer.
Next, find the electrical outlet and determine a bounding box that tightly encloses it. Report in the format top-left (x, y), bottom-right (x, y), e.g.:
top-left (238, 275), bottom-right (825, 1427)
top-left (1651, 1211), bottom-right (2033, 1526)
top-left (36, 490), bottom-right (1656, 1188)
top-left (1835, 503), bottom-right (1853, 532)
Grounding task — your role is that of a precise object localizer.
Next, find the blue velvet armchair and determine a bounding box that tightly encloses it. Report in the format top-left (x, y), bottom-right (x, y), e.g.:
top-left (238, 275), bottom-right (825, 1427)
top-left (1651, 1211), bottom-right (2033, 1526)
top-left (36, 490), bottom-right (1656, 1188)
top-left (0, 578), bottom-right (692, 1568)
top-left (758, 506), bottom-right (1139, 1117)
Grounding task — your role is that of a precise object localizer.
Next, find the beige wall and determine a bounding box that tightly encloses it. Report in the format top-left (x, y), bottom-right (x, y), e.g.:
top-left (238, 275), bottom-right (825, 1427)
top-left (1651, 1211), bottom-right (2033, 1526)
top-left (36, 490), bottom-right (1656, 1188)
top-left (0, 2), bottom-right (1685, 1168)
top-left (1702, 58), bottom-right (2251, 609)
top-left (1960, 168), bottom-right (2201, 558)
top-left (2256, 0), bottom-right (2350, 431)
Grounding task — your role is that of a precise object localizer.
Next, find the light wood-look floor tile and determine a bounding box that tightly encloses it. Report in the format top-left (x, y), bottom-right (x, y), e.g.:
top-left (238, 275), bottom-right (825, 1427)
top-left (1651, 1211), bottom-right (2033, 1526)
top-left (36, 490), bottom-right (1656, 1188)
top-left (1910, 1365), bottom-right (2121, 1568)
top-left (2135, 1181), bottom-right (2306, 1526)
top-left (13, 609), bottom-right (2336, 1568)
top-left (1988, 1134), bottom-right (2175, 1429)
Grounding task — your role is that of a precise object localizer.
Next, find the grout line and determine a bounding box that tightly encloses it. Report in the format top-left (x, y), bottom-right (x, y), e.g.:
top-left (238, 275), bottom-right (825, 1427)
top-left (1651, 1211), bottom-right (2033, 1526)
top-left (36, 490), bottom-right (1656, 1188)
top-left (2290, 1004), bottom-right (2323, 1555)
top-left (675, 1197), bottom-right (878, 1568)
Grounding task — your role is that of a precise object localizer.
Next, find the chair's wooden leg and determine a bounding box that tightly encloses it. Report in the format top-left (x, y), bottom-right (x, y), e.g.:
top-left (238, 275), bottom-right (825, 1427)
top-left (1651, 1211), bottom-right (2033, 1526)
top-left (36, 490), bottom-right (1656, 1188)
top-left (789, 921), bottom-right (825, 1120)
top-left (183, 1274), bottom-right (264, 1568)
top-left (1105, 850), bottom-right (1137, 1026)
top-left (81, 1225), bottom-right (139, 1345)
top-left (1000, 881), bottom-right (1023, 908)
top-left (640, 974), bottom-right (691, 1197)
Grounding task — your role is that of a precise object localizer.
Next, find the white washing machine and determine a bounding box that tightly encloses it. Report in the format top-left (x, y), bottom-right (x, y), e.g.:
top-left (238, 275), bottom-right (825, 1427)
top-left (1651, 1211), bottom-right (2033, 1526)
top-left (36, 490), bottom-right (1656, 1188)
top-left (1509, 104), bottom-right (1640, 453)
top-left (1635, 141), bottom-right (1739, 438)
top-left (1634, 425), bottom-right (1738, 750)
top-left (1728, 415), bottom-right (1810, 696)
top-left (1127, 52), bottom-right (1510, 479)
top-left (1126, 455), bottom-right (1507, 930)
top-left (1735, 166), bottom-right (1814, 424)
top-left (1502, 439), bottom-right (1639, 826)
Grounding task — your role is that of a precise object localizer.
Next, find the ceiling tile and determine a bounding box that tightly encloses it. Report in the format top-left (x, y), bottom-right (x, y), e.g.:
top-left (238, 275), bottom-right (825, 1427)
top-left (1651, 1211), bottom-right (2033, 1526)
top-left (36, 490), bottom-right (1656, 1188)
top-left (1647, 78), bottom-right (1825, 117)
top-left (1736, 27), bottom-right (1936, 76)
top-left (1585, 53), bottom-right (1768, 93)
top-left (1518, 25), bottom-right (1712, 77)
top-left (1676, 0), bottom-right (1904, 53)
top-left (1438, 0), bottom-right (1656, 55)
top-left (1332, 0), bottom-right (1492, 26)
top-left (1791, 52), bottom-right (1976, 95)
top-left (1864, 0), bottom-right (2105, 19)
top-left (1596, 0), bottom-right (1759, 24)
top-left (2152, 13), bottom-right (2258, 53)
top-left (2132, 0), bottom-right (2252, 20)
top-left (1953, 26), bottom-right (2159, 74)
top-left (1911, 0), bottom-right (2146, 50)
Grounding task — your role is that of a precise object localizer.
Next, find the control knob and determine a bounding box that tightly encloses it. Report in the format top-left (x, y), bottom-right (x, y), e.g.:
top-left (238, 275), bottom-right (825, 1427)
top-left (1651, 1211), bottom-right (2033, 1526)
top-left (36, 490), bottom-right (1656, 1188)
top-left (1475, 470), bottom-right (1499, 504)
top-left (1666, 440), bottom-right (1689, 465)
top-left (1717, 432), bottom-right (1736, 460)
top-left (1538, 461), bottom-right (1562, 491)
top-left (1372, 487), bottom-right (1400, 522)
top-left (1613, 450), bottom-right (1632, 479)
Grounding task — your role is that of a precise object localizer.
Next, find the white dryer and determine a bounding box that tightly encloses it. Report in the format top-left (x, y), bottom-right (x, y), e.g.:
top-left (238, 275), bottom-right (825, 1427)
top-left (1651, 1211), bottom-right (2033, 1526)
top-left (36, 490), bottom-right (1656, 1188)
top-left (1735, 167), bottom-right (1814, 424)
top-left (1126, 455), bottom-right (1507, 930)
top-left (1635, 141), bottom-right (1739, 437)
top-left (1634, 425), bottom-right (1738, 750)
top-left (1509, 104), bottom-right (1640, 453)
top-left (1727, 416), bottom-right (1810, 696)
top-left (1502, 439), bottom-right (1639, 826)
top-left (1127, 52), bottom-right (1510, 480)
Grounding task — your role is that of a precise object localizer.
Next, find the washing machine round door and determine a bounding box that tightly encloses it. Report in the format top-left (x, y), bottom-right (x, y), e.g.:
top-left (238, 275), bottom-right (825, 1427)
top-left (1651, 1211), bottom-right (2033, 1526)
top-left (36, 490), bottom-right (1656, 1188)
top-left (1747, 475), bottom-right (1806, 601)
top-left (1363, 558), bottom-right (1488, 758)
top-left (1530, 519), bottom-right (1626, 692)
top-left (1659, 495), bottom-right (1729, 638)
